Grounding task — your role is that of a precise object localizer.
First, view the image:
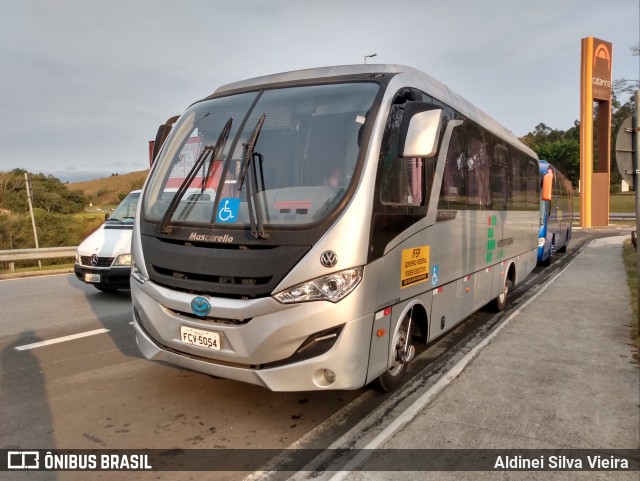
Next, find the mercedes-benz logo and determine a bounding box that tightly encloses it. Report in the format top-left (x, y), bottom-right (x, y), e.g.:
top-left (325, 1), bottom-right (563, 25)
top-left (90, 254), bottom-right (99, 266)
top-left (320, 250), bottom-right (338, 268)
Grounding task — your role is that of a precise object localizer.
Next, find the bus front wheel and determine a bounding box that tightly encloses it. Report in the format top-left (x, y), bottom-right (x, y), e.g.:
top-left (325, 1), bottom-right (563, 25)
top-left (492, 277), bottom-right (513, 312)
top-left (374, 311), bottom-right (415, 392)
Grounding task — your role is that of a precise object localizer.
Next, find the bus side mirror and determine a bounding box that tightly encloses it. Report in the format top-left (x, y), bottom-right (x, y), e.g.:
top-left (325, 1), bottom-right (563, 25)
top-left (541, 170), bottom-right (553, 201)
top-left (151, 115), bottom-right (180, 166)
top-left (398, 106), bottom-right (443, 158)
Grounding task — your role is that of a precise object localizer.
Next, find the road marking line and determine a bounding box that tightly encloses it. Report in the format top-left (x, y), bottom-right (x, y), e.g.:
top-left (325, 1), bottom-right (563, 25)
top-left (14, 328), bottom-right (110, 351)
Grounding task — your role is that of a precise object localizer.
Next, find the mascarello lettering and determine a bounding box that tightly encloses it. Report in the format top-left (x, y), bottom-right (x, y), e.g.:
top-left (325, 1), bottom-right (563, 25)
top-left (188, 232), bottom-right (234, 243)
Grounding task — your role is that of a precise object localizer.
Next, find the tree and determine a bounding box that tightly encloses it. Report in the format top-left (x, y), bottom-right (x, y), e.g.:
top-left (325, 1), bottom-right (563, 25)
top-left (0, 170), bottom-right (89, 214)
top-left (521, 125), bottom-right (580, 186)
top-left (522, 73), bottom-right (636, 191)
top-left (610, 88), bottom-right (635, 187)
top-left (0, 170), bottom-right (109, 253)
top-left (535, 140), bottom-right (580, 185)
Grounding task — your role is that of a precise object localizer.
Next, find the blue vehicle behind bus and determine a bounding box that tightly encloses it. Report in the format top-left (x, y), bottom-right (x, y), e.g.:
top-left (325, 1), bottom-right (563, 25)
top-left (538, 160), bottom-right (573, 266)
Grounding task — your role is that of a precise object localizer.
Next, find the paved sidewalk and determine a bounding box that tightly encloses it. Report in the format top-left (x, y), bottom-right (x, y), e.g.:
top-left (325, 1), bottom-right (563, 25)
top-left (330, 236), bottom-right (639, 480)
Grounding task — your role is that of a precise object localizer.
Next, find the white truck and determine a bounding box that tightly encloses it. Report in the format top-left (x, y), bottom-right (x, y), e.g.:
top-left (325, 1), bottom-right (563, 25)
top-left (74, 190), bottom-right (140, 292)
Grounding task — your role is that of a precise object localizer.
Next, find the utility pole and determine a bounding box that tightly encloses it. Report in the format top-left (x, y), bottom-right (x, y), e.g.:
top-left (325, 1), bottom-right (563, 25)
top-left (24, 172), bottom-right (41, 269)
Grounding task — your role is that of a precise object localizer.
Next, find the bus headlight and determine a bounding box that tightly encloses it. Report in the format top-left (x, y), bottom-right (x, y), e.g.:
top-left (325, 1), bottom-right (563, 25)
top-left (113, 254), bottom-right (132, 266)
top-left (273, 267), bottom-right (363, 304)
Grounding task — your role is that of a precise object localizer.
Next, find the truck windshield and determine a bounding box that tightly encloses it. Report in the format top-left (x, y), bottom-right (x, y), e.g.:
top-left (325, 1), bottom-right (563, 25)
top-left (143, 82), bottom-right (380, 229)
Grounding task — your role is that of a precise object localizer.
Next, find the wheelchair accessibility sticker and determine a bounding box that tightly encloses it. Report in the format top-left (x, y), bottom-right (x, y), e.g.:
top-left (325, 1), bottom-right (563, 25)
top-left (431, 265), bottom-right (439, 286)
top-left (216, 198), bottom-right (240, 223)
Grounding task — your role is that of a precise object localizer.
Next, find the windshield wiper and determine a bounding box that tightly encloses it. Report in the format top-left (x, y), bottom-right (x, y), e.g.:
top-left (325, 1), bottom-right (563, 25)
top-left (237, 114), bottom-right (268, 239)
top-left (237, 114), bottom-right (266, 191)
top-left (157, 117), bottom-right (232, 234)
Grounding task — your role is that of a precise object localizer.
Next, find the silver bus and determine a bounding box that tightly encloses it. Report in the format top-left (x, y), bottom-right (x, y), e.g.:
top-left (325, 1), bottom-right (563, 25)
top-left (131, 65), bottom-right (540, 392)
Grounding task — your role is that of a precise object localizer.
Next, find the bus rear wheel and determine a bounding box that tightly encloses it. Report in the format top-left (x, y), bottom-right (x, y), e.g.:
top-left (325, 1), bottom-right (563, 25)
top-left (374, 311), bottom-right (415, 392)
top-left (558, 230), bottom-right (569, 253)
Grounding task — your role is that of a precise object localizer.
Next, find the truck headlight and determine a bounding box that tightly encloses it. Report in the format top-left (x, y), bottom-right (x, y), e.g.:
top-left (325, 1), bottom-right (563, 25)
top-left (113, 254), bottom-right (132, 266)
top-left (273, 267), bottom-right (363, 304)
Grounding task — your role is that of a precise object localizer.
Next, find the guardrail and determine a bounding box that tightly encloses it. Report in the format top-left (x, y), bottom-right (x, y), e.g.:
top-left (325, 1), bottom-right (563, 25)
top-left (0, 246), bottom-right (77, 262)
top-left (0, 246), bottom-right (76, 272)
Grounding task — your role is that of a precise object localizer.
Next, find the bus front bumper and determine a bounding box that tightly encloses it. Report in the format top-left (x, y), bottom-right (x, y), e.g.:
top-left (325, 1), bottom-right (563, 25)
top-left (131, 280), bottom-right (375, 392)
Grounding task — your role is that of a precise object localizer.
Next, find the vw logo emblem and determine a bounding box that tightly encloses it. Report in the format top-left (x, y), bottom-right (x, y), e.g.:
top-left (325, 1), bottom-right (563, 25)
top-left (320, 250), bottom-right (338, 268)
top-left (191, 296), bottom-right (211, 317)
top-left (90, 254), bottom-right (99, 266)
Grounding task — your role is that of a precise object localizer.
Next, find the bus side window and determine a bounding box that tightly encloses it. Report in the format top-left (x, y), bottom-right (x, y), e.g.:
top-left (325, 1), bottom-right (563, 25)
top-left (466, 126), bottom-right (491, 209)
top-left (439, 125), bottom-right (467, 210)
top-left (511, 152), bottom-right (528, 210)
top-left (491, 143), bottom-right (509, 210)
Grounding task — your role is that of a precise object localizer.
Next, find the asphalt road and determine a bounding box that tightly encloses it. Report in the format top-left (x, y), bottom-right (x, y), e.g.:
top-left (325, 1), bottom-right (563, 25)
top-left (0, 226), bottom-right (632, 481)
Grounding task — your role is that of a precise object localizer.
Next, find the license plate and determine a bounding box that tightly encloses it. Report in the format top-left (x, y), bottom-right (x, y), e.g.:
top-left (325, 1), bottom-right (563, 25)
top-left (84, 273), bottom-right (101, 283)
top-left (180, 326), bottom-right (220, 351)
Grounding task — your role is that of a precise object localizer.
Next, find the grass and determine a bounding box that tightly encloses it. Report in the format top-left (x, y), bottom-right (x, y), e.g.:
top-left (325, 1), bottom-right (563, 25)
top-left (14, 262), bottom-right (74, 272)
top-left (0, 261), bottom-right (74, 277)
top-left (622, 239), bottom-right (639, 363)
top-left (610, 193), bottom-right (636, 213)
top-left (573, 193), bottom-right (636, 213)
top-left (70, 170), bottom-right (148, 206)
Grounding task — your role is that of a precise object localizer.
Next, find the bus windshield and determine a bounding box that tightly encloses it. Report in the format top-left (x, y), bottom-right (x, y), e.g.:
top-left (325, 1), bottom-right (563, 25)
top-left (539, 199), bottom-right (547, 227)
top-left (143, 82), bottom-right (380, 229)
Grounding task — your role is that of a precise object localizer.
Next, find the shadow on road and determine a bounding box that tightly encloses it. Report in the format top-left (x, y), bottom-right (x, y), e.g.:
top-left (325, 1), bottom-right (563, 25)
top-left (0, 331), bottom-right (57, 481)
top-left (67, 276), bottom-right (140, 359)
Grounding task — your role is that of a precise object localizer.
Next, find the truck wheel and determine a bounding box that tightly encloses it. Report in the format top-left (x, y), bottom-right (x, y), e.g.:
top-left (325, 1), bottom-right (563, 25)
top-left (374, 311), bottom-right (415, 392)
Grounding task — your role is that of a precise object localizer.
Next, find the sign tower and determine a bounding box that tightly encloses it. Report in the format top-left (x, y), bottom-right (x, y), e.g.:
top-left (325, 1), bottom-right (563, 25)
top-left (580, 37), bottom-right (613, 227)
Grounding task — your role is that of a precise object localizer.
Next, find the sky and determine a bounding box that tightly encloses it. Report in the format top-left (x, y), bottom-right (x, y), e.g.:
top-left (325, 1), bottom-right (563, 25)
top-left (0, 0), bottom-right (638, 182)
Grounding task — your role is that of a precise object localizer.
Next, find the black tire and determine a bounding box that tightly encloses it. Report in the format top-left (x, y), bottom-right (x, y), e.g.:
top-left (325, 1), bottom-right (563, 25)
top-left (540, 236), bottom-right (555, 267)
top-left (558, 230), bottom-right (569, 253)
top-left (539, 252), bottom-right (551, 267)
top-left (374, 312), bottom-right (413, 392)
top-left (491, 277), bottom-right (513, 312)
